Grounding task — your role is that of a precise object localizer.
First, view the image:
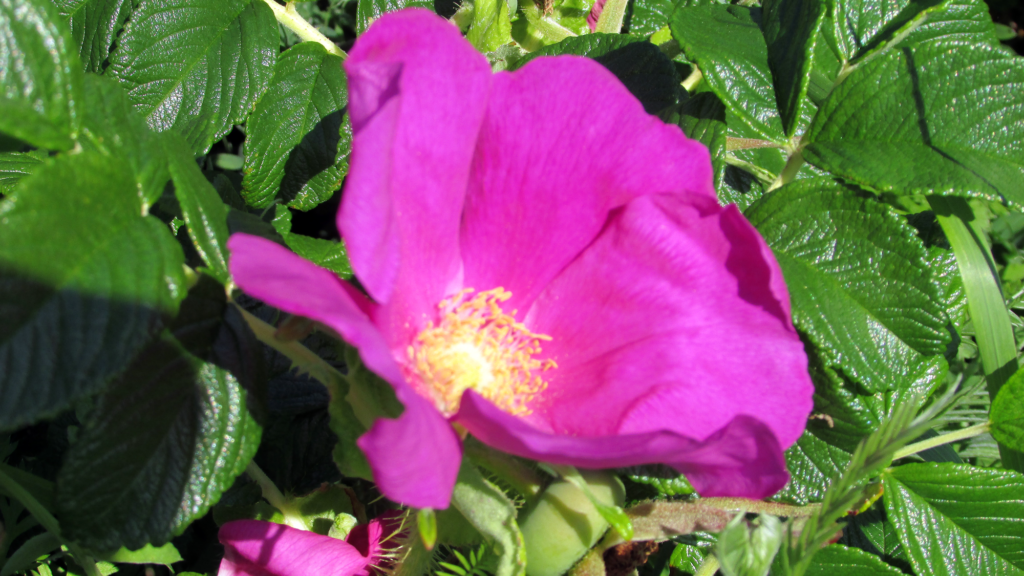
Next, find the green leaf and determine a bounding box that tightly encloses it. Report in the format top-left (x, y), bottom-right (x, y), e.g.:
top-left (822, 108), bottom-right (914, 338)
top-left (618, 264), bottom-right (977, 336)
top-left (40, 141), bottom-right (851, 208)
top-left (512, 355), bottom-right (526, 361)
top-left (824, 0), bottom-right (999, 64)
top-left (96, 543), bottom-right (183, 567)
top-left (356, 0), bottom-right (431, 35)
top-left (0, 150), bottom-right (185, 430)
top-left (802, 544), bottom-right (903, 576)
top-left (883, 463), bottom-right (1024, 575)
top-left (451, 462), bottom-right (526, 576)
top-left (669, 5), bottom-right (786, 142)
top-left (761, 0), bottom-right (825, 138)
top-left (625, 0), bottom-right (679, 37)
top-left (272, 206), bottom-right (353, 278)
top-left (804, 41), bottom-right (1024, 207)
top-left (79, 74), bottom-right (171, 207)
top-left (744, 179), bottom-right (950, 394)
top-left (241, 42), bottom-right (350, 211)
top-left (164, 132), bottom-right (232, 284)
top-left (466, 0), bottom-right (512, 53)
top-left (107, 0), bottom-right (278, 154)
top-left (511, 34), bottom-right (680, 114)
top-left (0, 532), bottom-right (61, 576)
top-left (54, 0), bottom-right (135, 73)
top-left (0, 151), bottom-right (45, 195)
top-left (992, 365), bottom-right (1024, 452)
top-left (775, 431), bottom-right (851, 506)
top-left (56, 334), bottom-right (261, 551)
top-left (844, 507), bottom-right (910, 569)
top-left (0, 0), bottom-right (84, 150)
top-left (716, 513), bottom-right (783, 576)
top-left (663, 91), bottom-right (726, 196)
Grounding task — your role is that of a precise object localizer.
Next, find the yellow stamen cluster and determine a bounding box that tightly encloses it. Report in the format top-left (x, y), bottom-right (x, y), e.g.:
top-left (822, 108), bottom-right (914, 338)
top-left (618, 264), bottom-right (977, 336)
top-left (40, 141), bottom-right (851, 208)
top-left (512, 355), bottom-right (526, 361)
top-left (408, 288), bottom-right (556, 416)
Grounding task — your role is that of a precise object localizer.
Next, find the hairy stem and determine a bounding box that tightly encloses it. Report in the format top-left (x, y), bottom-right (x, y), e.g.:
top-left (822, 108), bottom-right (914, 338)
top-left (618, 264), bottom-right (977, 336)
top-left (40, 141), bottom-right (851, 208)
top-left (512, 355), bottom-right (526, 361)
top-left (694, 553), bottom-right (720, 576)
top-left (595, 0), bottom-right (628, 33)
top-left (262, 0), bottom-right (346, 59)
top-left (893, 422), bottom-right (992, 460)
top-left (246, 460), bottom-right (307, 530)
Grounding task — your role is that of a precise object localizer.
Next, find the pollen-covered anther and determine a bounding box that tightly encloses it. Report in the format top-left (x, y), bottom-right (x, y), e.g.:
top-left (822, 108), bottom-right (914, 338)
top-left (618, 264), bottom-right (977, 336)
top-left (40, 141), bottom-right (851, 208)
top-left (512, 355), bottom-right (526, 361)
top-left (408, 287), bottom-right (556, 417)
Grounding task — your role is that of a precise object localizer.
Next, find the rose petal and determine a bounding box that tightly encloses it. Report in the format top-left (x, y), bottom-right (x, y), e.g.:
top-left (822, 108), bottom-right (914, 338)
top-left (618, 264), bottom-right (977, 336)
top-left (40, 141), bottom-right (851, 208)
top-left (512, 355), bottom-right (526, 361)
top-left (459, 56), bottom-right (715, 315)
top-left (228, 234), bottom-right (462, 508)
top-left (341, 9), bottom-right (492, 348)
top-left (521, 194), bottom-right (811, 450)
top-left (458, 392), bottom-right (789, 499)
top-left (218, 520), bottom-right (373, 576)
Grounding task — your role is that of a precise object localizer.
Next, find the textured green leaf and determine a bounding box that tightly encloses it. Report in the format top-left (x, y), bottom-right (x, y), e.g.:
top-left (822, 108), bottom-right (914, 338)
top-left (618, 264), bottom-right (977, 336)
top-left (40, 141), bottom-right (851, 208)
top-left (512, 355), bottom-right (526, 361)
top-left (805, 41), bottom-right (1024, 207)
top-left (451, 463), bottom-right (526, 576)
top-left (241, 42), bottom-right (350, 211)
top-left (823, 0), bottom-right (998, 65)
top-left (79, 74), bottom-right (171, 207)
top-left (992, 365), bottom-right (1024, 452)
top-left (164, 132), bottom-right (231, 284)
top-left (744, 179), bottom-right (949, 394)
top-left (883, 463), bottom-right (1024, 575)
top-left (761, 0), bottom-right (825, 138)
top-left (56, 334), bottom-right (261, 551)
top-left (272, 206), bottom-right (352, 278)
top-left (669, 5), bottom-right (785, 142)
top-left (54, 0), bottom-right (135, 73)
top-left (0, 151), bottom-right (45, 195)
top-left (844, 507), bottom-right (911, 570)
top-left (626, 0), bottom-right (675, 36)
top-left (665, 91), bottom-right (726, 194)
top-left (0, 0), bottom-right (83, 150)
top-left (97, 543), bottom-right (183, 566)
top-left (107, 0), bottom-right (278, 154)
top-left (0, 151), bottom-right (185, 429)
top-left (512, 33), bottom-right (680, 114)
top-left (774, 431), bottom-right (851, 505)
top-left (803, 544), bottom-right (903, 576)
top-left (467, 0), bottom-right (512, 53)
top-left (355, 0), bottom-right (431, 35)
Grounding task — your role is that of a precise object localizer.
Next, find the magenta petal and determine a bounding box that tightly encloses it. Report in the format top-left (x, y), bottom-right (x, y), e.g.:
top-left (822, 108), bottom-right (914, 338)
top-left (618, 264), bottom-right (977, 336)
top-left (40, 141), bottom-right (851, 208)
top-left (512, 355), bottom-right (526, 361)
top-left (218, 521), bottom-right (373, 576)
top-left (457, 392), bottom-right (789, 499)
top-left (459, 56), bottom-right (714, 314)
top-left (524, 194), bottom-right (812, 450)
top-left (340, 9), bottom-right (492, 347)
top-left (228, 234), bottom-right (462, 508)
top-left (587, 0), bottom-right (606, 31)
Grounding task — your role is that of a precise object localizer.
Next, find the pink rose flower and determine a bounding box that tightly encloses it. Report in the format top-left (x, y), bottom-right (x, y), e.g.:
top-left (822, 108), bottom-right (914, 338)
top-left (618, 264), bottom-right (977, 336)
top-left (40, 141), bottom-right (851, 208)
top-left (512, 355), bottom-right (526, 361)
top-left (218, 515), bottom-right (394, 576)
top-left (228, 9), bottom-right (813, 509)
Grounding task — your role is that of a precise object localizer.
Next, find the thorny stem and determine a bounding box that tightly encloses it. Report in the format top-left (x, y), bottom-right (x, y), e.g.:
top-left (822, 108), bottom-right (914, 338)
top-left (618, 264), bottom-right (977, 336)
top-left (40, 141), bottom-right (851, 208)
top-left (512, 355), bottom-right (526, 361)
top-left (246, 460), bottom-right (308, 530)
top-left (893, 421), bottom-right (992, 460)
top-left (694, 553), bottom-right (720, 576)
top-left (699, 498), bottom-right (820, 518)
top-left (262, 0), bottom-right (347, 59)
top-left (0, 469), bottom-right (102, 576)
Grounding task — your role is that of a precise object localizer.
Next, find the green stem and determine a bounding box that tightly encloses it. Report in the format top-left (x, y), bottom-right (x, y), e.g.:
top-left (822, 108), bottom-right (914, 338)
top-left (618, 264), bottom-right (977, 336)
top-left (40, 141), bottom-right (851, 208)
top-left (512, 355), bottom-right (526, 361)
top-left (594, 0), bottom-right (628, 33)
top-left (463, 438), bottom-right (545, 500)
top-left (893, 422), bottom-right (992, 460)
top-left (234, 304), bottom-right (378, 429)
top-left (0, 469), bottom-right (102, 576)
top-left (262, 0), bottom-right (346, 59)
top-left (521, 2), bottom-right (576, 43)
top-left (681, 67), bottom-right (703, 93)
top-left (726, 137), bottom-right (784, 151)
top-left (246, 461), bottom-right (307, 530)
top-left (694, 553), bottom-right (720, 576)
top-left (724, 155), bottom-right (776, 185)
top-left (767, 149), bottom-right (803, 192)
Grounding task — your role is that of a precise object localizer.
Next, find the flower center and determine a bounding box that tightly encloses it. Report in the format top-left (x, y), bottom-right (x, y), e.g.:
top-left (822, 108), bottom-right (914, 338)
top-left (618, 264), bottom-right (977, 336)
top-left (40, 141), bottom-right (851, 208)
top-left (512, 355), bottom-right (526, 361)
top-left (408, 287), bottom-right (556, 417)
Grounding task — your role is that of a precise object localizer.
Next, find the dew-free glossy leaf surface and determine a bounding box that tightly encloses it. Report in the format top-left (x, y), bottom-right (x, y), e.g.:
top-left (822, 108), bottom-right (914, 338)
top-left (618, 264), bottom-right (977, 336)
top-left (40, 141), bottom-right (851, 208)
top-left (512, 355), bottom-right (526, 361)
top-left (992, 366), bottom-right (1024, 453)
top-left (107, 0), bottom-right (277, 154)
top-left (0, 151), bottom-right (185, 430)
top-left (884, 463), bottom-right (1024, 575)
top-left (56, 335), bottom-right (261, 551)
top-left (241, 42), bottom-right (350, 211)
top-left (0, 151), bottom-right (44, 195)
top-left (54, 0), bottom-right (135, 73)
top-left (804, 544), bottom-right (904, 576)
top-left (744, 179), bottom-right (949, 394)
top-left (775, 430), bottom-right (851, 505)
top-left (805, 41), bottom-right (1024, 206)
top-left (0, 0), bottom-right (83, 150)
top-left (669, 4), bottom-right (786, 142)
top-left (761, 0), bottom-right (824, 137)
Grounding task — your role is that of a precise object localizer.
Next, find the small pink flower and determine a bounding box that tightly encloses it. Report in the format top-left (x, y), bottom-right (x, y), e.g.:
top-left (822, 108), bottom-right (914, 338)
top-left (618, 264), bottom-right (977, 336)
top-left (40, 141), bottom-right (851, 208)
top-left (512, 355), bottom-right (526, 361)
top-left (218, 515), bottom-right (394, 576)
top-left (228, 10), bottom-right (813, 509)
